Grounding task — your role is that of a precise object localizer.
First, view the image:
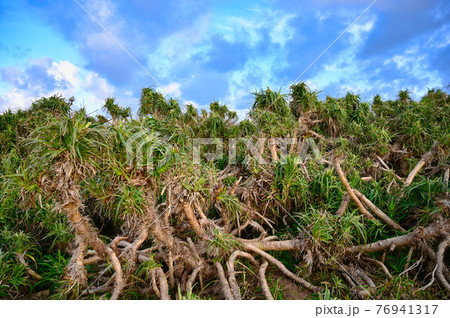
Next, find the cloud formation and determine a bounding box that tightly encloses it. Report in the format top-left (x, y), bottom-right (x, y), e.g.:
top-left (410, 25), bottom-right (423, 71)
top-left (0, 58), bottom-right (120, 113)
top-left (0, 0), bottom-right (448, 116)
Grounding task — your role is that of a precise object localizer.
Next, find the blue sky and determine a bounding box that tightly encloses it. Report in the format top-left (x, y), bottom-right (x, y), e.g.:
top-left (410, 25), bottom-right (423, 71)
top-left (0, 0), bottom-right (448, 118)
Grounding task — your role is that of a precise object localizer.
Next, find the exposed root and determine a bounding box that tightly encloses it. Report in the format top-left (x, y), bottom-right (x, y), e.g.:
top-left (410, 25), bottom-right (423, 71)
top-left (239, 239), bottom-right (303, 251)
top-left (308, 130), bottom-right (326, 142)
top-left (269, 138), bottom-right (279, 161)
top-left (229, 176), bottom-right (242, 196)
top-left (214, 262), bottom-right (234, 300)
top-left (183, 201), bottom-right (208, 240)
top-left (151, 270), bottom-right (161, 299)
top-left (110, 236), bottom-right (128, 257)
top-left (333, 159), bottom-right (375, 220)
top-left (418, 265), bottom-right (438, 291)
top-left (404, 142), bottom-right (439, 187)
top-left (226, 251), bottom-right (257, 300)
top-left (364, 257), bottom-right (393, 279)
top-left (185, 266), bottom-right (202, 293)
top-left (244, 244), bottom-right (322, 292)
top-left (340, 265), bottom-right (373, 299)
top-left (67, 238), bottom-right (87, 286)
top-left (352, 189), bottom-right (405, 232)
top-left (346, 219), bottom-right (450, 254)
top-left (436, 237), bottom-right (450, 292)
top-left (193, 199), bottom-right (208, 220)
top-left (403, 246), bottom-right (415, 272)
top-left (83, 255), bottom-right (102, 265)
top-left (336, 193), bottom-right (350, 217)
top-left (376, 155), bottom-right (390, 171)
top-left (156, 267), bottom-right (170, 300)
top-left (168, 250), bottom-right (175, 289)
top-left (107, 247), bottom-right (125, 300)
top-left (258, 259), bottom-right (274, 300)
top-left (81, 275), bottom-right (115, 296)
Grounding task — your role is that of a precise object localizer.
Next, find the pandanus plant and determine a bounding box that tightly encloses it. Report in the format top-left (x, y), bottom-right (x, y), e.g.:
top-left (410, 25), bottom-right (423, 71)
top-left (103, 97), bottom-right (131, 124)
top-left (24, 109), bottom-right (125, 299)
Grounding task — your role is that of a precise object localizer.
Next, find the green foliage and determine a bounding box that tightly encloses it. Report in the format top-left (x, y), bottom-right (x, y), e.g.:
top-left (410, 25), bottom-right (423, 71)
top-left (290, 82), bottom-right (319, 117)
top-left (0, 83), bottom-right (448, 300)
top-left (138, 87), bottom-right (181, 119)
top-left (206, 229), bottom-right (243, 260)
top-left (103, 97), bottom-right (131, 122)
top-left (0, 250), bottom-right (28, 298)
top-left (29, 94), bottom-right (72, 116)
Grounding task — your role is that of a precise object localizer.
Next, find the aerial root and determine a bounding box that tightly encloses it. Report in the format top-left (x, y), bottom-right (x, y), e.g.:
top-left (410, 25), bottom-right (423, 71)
top-left (183, 201), bottom-right (208, 240)
top-left (168, 250), bottom-right (175, 289)
top-left (214, 262), bottom-right (234, 300)
top-left (244, 244), bottom-right (322, 292)
top-left (239, 239), bottom-right (303, 251)
top-left (269, 138), bottom-right (279, 161)
top-left (83, 255), bottom-right (102, 265)
top-left (336, 193), bottom-right (350, 216)
top-left (81, 274), bottom-right (115, 296)
top-left (231, 219), bottom-right (266, 237)
top-left (333, 158), bottom-right (375, 220)
top-left (258, 259), bottom-right (274, 300)
top-left (436, 236), bottom-right (450, 292)
top-left (15, 251), bottom-right (42, 280)
top-left (226, 251), bottom-right (258, 300)
top-left (352, 189), bottom-right (406, 232)
top-left (110, 236), bottom-right (128, 256)
top-left (340, 265), bottom-right (374, 299)
top-left (185, 266), bottom-right (202, 294)
top-left (364, 257), bottom-right (393, 279)
top-left (403, 246), bottom-right (415, 272)
top-left (67, 239), bottom-right (87, 286)
top-left (151, 270), bottom-right (161, 299)
top-left (404, 142), bottom-right (439, 187)
top-left (346, 218), bottom-right (450, 254)
top-left (156, 267), bottom-right (170, 300)
top-left (107, 247), bottom-right (125, 300)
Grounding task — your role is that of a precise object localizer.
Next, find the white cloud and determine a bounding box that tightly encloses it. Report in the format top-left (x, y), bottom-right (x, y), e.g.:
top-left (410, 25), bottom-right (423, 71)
top-left (347, 18), bottom-right (375, 44)
top-left (383, 50), bottom-right (443, 97)
top-left (0, 60), bottom-right (117, 113)
top-left (47, 60), bottom-right (79, 87)
top-left (86, 0), bottom-right (116, 23)
top-left (161, 82), bottom-right (182, 98)
top-left (78, 0), bottom-right (126, 54)
top-left (147, 14), bottom-right (211, 79)
top-left (269, 13), bottom-right (296, 46)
